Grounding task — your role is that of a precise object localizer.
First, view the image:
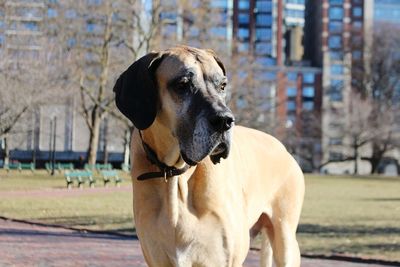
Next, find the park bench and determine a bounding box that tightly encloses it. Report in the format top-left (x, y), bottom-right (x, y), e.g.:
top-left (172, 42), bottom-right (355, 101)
top-left (121, 163), bottom-right (130, 172)
top-left (64, 170), bottom-right (95, 189)
top-left (84, 163), bottom-right (112, 172)
top-left (101, 170), bottom-right (122, 187)
top-left (5, 162), bottom-right (35, 172)
top-left (45, 162), bottom-right (74, 173)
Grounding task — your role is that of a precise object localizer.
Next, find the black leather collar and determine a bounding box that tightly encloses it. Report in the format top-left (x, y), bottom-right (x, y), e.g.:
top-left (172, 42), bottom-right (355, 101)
top-left (137, 131), bottom-right (190, 181)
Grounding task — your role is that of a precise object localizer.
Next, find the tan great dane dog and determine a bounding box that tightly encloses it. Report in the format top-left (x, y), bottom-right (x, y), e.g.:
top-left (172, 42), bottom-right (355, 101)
top-left (114, 46), bottom-right (304, 267)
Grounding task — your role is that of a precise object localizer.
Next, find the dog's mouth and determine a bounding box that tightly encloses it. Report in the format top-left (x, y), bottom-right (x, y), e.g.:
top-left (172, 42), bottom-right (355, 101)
top-left (180, 141), bottom-right (229, 166)
top-left (210, 143), bottom-right (227, 156)
top-left (210, 142), bottom-right (229, 164)
top-left (180, 151), bottom-right (198, 166)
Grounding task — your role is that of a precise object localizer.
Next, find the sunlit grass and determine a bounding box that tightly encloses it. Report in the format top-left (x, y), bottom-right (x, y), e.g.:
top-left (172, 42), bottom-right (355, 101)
top-left (0, 170), bottom-right (399, 261)
top-left (299, 175), bottom-right (400, 261)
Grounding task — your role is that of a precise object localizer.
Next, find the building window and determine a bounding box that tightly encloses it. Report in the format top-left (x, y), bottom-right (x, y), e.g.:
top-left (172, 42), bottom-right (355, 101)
top-left (238, 13), bottom-right (249, 24)
top-left (329, 151), bottom-right (344, 160)
top-left (65, 9), bottom-right (76, 18)
top-left (351, 35), bottom-right (363, 46)
top-left (303, 87), bottom-right (315, 97)
top-left (237, 28), bottom-right (249, 40)
top-left (287, 72), bottom-right (297, 81)
top-left (237, 42), bottom-right (249, 52)
top-left (86, 22), bottom-right (96, 32)
top-left (331, 79), bottom-right (344, 88)
top-left (255, 43), bottom-right (272, 55)
top-left (303, 101), bottom-right (314, 110)
top-left (256, 1), bottom-right (272, 12)
top-left (331, 64), bottom-right (344, 75)
top-left (287, 87), bottom-right (297, 97)
top-left (352, 50), bottom-right (362, 60)
top-left (329, 138), bottom-right (343, 145)
top-left (329, 21), bottom-right (343, 33)
top-left (287, 101), bottom-right (296, 111)
top-left (265, 71), bottom-right (276, 80)
top-left (329, 0), bottom-right (343, 4)
top-left (303, 73), bottom-right (315, 83)
top-left (330, 90), bottom-right (343, 101)
top-left (286, 0), bottom-right (305, 4)
top-left (256, 14), bottom-right (272, 26)
top-left (328, 36), bottom-right (342, 48)
top-left (286, 9), bottom-right (305, 19)
top-left (67, 37), bottom-right (76, 47)
top-left (47, 8), bottom-right (57, 18)
top-left (329, 122), bottom-right (344, 131)
top-left (330, 51), bottom-right (344, 60)
top-left (23, 21), bottom-right (39, 31)
top-left (329, 7), bottom-right (344, 20)
top-left (257, 57), bottom-right (276, 66)
top-left (211, 27), bottom-right (226, 37)
top-left (352, 21), bottom-right (363, 30)
top-left (211, 0), bottom-right (228, 8)
top-left (161, 12), bottom-right (177, 21)
top-left (88, 0), bottom-right (102, 5)
top-left (353, 7), bottom-right (362, 17)
top-left (256, 28), bottom-right (272, 41)
top-left (238, 0), bottom-right (250, 10)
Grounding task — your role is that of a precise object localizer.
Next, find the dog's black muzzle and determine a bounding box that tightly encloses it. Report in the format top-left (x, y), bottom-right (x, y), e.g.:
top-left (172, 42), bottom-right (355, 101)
top-left (208, 109), bottom-right (234, 164)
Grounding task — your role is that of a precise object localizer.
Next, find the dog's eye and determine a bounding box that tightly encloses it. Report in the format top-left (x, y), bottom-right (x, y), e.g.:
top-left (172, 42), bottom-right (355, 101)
top-left (175, 78), bottom-right (190, 93)
top-left (220, 82), bottom-right (227, 91)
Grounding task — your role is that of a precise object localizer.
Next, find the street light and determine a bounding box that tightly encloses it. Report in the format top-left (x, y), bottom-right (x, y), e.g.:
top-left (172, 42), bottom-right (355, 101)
top-left (51, 117), bottom-right (57, 176)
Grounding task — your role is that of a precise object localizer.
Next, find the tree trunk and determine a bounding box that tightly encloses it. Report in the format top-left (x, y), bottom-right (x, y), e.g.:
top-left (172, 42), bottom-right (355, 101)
top-left (370, 142), bottom-right (385, 174)
top-left (4, 135), bottom-right (9, 166)
top-left (353, 136), bottom-right (358, 175)
top-left (123, 128), bottom-right (132, 166)
top-left (87, 115), bottom-right (101, 165)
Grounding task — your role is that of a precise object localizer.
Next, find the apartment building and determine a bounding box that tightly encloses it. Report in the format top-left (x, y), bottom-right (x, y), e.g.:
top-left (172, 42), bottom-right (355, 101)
top-left (304, 0), bottom-right (400, 174)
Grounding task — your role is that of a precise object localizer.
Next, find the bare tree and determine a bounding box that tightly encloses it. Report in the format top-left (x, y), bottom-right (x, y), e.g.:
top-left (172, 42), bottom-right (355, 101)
top-left (352, 24), bottom-right (400, 173)
top-left (0, 43), bottom-right (67, 164)
top-left (56, 0), bottom-right (136, 165)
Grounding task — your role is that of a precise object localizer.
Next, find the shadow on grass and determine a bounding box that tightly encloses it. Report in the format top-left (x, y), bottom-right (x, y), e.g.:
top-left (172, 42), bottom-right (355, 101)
top-left (298, 224), bottom-right (400, 236)
top-left (38, 215), bottom-right (132, 224)
top-left (0, 228), bottom-right (135, 241)
top-left (364, 198), bottom-right (400, 202)
top-left (0, 216), bottom-right (137, 239)
top-left (31, 215), bottom-right (136, 235)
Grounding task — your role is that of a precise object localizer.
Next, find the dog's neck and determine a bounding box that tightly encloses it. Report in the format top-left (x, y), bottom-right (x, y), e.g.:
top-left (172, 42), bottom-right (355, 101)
top-left (140, 119), bottom-right (186, 169)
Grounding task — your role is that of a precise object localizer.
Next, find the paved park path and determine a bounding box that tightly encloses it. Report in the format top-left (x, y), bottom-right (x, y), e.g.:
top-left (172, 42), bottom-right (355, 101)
top-left (0, 218), bottom-right (394, 267)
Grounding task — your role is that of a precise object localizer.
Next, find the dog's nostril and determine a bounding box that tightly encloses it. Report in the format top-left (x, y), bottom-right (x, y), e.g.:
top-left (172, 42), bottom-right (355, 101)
top-left (225, 116), bottom-right (234, 130)
top-left (210, 113), bottom-right (235, 132)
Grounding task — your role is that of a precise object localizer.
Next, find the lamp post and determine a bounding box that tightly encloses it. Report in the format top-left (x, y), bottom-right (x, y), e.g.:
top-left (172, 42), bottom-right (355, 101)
top-left (51, 117), bottom-right (57, 176)
top-left (49, 119), bottom-right (53, 167)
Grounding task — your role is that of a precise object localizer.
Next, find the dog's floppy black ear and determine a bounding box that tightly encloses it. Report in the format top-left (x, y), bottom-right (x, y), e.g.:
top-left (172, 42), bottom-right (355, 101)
top-left (114, 52), bottom-right (165, 130)
top-left (206, 49), bottom-right (226, 75)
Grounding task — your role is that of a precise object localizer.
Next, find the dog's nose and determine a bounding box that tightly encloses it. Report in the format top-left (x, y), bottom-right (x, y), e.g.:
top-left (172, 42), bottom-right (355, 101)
top-left (209, 112), bottom-right (235, 132)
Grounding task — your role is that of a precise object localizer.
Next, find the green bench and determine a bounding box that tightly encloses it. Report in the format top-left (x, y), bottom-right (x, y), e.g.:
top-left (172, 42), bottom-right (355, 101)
top-left (5, 162), bottom-right (35, 172)
top-left (84, 163), bottom-right (113, 172)
top-left (121, 163), bottom-right (130, 172)
top-left (64, 170), bottom-right (95, 189)
top-left (101, 170), bottom-right (122, 187)
top-left (45, 162), bottom-right (74, 173)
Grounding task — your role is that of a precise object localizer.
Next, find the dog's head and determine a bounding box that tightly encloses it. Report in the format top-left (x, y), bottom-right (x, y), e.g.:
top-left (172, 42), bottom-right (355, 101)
top-left (114, 46), bottom-right (234, 166)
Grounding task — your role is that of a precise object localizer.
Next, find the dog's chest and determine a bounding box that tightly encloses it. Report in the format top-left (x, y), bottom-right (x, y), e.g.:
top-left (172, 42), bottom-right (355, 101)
top-left (170, 210), bottom-right (230, 266)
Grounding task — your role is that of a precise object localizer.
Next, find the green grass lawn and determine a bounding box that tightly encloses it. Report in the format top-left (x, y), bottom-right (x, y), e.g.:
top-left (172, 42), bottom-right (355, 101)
top-left (298, 174), bottom-right (400, 261)
top-left (0, 170), bottom-right (134, 234)
top-left (0, 170), bottom-right (399, 261)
